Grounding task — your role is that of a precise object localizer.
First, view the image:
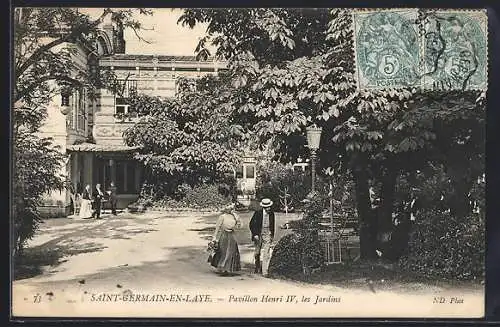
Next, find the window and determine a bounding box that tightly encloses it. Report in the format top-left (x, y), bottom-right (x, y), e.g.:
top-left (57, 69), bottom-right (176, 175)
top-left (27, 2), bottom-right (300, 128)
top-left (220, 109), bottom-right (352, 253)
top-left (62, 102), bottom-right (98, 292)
top-left (115, 97), bottom-right (129, 115)
top-left (119, 79), bottom-right (138, 98)
top-left (67, 91), bottom-right (75, 129)
top-left (97, 37), bottom-right (109, 56)
top-left (78, 154), bottom-right (84, 188)
top-left (112, 160), bottom-right (140, 194)
top-left (236, 165), bottom-right (244, 179)
top-left (246, 165), bottom-right (255, 179)
top-left (67, 88), bottom-right (86, 131)
top-left (114, 79), bottom-right (137, 115)
top-left (76, 88), bottom-right (86, 131)
top-left (97, 159), bottom-right (110, 190)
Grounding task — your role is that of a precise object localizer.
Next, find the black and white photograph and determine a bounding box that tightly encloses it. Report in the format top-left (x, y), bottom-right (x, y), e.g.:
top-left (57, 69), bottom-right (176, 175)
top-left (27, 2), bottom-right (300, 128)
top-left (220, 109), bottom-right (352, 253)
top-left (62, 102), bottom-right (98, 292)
top-left (11, 7), bottom-right (487, 318)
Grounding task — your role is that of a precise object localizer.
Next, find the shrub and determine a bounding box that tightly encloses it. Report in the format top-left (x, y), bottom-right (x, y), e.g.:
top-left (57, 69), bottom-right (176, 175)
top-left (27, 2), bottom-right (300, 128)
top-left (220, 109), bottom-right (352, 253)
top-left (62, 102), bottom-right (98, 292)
top-left (135, 183), bottom-right (232, 209)
top-left (299, 193), bottom-right (326, 272)
top-left (269, 193), bottom-right (325, 278)
top-left (394, 161), bottom-right (485, 280)
top-left (399, 209), bottom-right (485, 281)
top-left (175, 183), bottom-right (192, 200)
top-left (184, 184), bottom-right (232, 208)
top-left (268, 233), bottom-right (303, 277)
top-left (218, 174), bottom-right (237, 201)
top-left (136, 170), bottom-right (237, 209)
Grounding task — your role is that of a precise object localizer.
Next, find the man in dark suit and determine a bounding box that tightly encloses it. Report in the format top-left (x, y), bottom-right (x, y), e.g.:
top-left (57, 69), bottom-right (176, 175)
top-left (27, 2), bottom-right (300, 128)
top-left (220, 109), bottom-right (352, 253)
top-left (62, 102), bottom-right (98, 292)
top-left (249, 198), bottom-right (275, 276)
top-left (92, 183), bottom-right (104, 219)
top-left (107, 181), bottom-right (118, 215)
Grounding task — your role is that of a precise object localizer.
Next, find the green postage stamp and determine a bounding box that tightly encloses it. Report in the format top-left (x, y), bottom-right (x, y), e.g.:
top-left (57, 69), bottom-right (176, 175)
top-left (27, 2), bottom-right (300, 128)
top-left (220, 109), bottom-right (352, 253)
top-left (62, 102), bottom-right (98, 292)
top-left (353, 9), bottom-right (488, 91)
top-left (354, 10), bottom-right (421, 89)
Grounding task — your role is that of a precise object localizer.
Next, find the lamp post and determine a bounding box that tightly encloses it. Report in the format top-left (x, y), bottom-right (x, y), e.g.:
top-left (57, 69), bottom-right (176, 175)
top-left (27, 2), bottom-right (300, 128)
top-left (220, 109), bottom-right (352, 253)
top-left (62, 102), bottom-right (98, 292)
top-left (60, 89), bottom-right (71, 115)
top-left (306, 125), bottom-right (322, 193)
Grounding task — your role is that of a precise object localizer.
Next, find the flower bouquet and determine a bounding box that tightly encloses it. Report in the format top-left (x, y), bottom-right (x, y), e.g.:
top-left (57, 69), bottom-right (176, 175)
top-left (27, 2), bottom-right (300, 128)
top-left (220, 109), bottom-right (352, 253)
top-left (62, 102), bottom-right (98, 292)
top-left (207, 240), bottom-right (220, 267)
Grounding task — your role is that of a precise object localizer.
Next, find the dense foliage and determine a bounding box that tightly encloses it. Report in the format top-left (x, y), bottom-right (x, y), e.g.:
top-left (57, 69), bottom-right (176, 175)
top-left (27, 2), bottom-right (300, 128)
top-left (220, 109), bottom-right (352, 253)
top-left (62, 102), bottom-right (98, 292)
top-left (179, 8), bottom-right (486, 263)
top-left (124, 75), bottom-right (246, 180)
top-left (399, 210), bottom-right (484, 280)
top-left (13, 131), bottom-right (66, 254)
top-left (255, 161), bottom-right (311, 212)
top-left (122, 74), bottom-right (247, 205)
top-left (397, 164), bottom-right (485, 280)
top-left (268, 233), bottom-right (303, 277)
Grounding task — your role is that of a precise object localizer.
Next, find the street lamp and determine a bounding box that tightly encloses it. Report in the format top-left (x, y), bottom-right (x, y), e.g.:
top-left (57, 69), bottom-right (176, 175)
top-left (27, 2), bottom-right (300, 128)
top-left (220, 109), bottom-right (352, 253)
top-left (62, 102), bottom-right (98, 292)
top-left (60, 90), bottom-right (71, 115)
top-left (306, 125), bottom-right (322, 193)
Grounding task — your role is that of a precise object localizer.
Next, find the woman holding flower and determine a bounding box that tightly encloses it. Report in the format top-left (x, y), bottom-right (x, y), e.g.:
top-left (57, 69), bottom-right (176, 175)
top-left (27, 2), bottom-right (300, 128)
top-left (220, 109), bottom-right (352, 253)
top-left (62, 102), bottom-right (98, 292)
top-left (209, 203), bottom-right (241, 275)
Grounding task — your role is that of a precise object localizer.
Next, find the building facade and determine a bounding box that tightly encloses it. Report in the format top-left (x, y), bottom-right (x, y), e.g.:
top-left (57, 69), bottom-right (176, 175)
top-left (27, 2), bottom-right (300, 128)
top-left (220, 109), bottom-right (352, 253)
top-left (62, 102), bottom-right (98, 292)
top-left (37, 19), bottom-right (258, 217)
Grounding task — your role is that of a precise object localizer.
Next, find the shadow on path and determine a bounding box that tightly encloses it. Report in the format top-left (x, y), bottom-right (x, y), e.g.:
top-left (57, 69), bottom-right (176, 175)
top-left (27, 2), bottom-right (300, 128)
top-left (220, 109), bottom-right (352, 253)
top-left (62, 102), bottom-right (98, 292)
top-left (14, 215), bottom-right (159, 281)
top-left (14, 243), bottom-right (107, 281)
top-left (32, 245), bottom-right (262, 294)
top-left (15, 211), bottom-right (298, 289)
top-left (28, 213), bottom-right (263, 291)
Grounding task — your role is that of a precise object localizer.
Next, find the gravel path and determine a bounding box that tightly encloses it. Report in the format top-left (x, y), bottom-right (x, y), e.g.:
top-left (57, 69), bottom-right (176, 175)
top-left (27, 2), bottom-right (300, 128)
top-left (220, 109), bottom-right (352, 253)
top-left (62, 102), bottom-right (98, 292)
top-left (12, 211), bottom-right (484, 318)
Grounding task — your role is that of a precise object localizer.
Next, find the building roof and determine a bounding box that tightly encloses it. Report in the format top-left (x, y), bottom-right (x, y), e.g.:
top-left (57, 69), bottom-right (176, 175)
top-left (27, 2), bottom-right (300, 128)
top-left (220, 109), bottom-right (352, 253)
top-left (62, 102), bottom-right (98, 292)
top-left (104, 54), bottom-right (216, 62)
top-left (99, 53), bottom-right (227, 70)
top-left (67, 143), bottom-right (141, 152)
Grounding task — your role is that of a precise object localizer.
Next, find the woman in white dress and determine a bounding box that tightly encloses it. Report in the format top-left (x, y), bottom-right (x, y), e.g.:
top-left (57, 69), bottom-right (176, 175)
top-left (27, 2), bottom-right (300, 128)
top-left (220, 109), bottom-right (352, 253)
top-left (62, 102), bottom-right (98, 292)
top-left (79, 184), bottom-right (93, 219)
top-left (209, 203), bottom-right (242, 275)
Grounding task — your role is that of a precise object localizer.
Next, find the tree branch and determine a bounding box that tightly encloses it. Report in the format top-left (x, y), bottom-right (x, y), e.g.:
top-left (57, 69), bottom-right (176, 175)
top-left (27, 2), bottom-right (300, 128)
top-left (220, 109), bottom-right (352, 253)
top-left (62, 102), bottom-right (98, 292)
top-left (130, 25), bottom-right (152, 44)
top-left (17, 36), bottom-right (72, 78)
top-left (16, 74), bottom-right (83, 103)
top-left (119, 72), bottom-right (132, 97)
top-left (17, 8), bottom-right (114, 79)
top-left (90, 8), bottom-right (113, 28)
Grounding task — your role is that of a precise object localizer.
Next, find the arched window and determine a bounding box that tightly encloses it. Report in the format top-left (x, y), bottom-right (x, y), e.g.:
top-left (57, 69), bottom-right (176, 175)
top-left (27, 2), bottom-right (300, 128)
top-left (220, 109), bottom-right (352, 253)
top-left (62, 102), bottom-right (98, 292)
top-left (97, 38), bottom-right (108, 56)
top-left (96, 33), bottom-right (112, 56)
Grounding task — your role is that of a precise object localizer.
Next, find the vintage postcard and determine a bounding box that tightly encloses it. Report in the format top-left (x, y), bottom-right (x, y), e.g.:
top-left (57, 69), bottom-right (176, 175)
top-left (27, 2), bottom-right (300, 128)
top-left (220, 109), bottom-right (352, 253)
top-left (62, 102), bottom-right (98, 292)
top-left (11, 7), bottom-right (486, 319)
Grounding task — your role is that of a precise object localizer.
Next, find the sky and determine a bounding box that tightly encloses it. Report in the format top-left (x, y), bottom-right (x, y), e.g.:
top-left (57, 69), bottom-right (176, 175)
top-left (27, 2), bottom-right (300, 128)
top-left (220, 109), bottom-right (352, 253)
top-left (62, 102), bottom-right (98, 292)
top-left (82, 8), bottom-right (210, 56)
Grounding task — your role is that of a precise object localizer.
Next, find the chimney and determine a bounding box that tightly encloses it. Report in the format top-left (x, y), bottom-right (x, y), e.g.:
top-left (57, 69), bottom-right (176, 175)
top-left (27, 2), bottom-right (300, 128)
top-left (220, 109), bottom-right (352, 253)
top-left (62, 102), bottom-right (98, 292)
top-left (113, 20), bottom-right (126, 54)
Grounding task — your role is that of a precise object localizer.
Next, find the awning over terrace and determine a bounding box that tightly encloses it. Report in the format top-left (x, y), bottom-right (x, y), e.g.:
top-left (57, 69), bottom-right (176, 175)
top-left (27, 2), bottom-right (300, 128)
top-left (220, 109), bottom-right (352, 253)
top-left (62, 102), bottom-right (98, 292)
top-left (66, 143), bottom-right (141, 152)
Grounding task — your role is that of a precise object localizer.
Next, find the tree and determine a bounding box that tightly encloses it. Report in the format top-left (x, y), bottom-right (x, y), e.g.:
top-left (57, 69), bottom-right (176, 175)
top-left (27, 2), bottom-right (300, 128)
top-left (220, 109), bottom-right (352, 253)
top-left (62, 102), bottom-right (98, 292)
top-left (123, 74), bottom-right (246, 198)
top-left (14, 8), bottom-right (152, 110)
top-left (13, 8), bottom-right (151, 254)
top-left (12, 116), bottom-right (66, 255)
top-left (178, 8), bottom-right (485, 260)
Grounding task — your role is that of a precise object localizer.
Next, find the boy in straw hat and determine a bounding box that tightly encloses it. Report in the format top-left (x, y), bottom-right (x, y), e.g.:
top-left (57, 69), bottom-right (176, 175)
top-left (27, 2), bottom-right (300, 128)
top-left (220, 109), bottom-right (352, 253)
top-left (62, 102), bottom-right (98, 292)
top-left (249, 198), bottom-right (276, 276)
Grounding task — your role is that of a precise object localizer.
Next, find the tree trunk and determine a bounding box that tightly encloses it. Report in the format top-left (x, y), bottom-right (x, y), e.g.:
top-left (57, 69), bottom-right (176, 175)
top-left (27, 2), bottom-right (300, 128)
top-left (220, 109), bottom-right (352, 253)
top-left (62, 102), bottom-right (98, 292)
top-left (352, 166), bottom-right (377, 260)
top-left (449, 176), bottom-right (473, 219)
top-left (447, 161), bottom-right (473, 219)
top-left (379, 168), bottom-right (398, 237)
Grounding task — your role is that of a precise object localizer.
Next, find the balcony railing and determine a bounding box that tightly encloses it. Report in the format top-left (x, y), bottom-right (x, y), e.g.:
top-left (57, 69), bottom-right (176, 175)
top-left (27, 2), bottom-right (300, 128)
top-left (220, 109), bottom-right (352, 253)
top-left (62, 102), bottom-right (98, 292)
top-left (116, 79), bottom-right (138, 98)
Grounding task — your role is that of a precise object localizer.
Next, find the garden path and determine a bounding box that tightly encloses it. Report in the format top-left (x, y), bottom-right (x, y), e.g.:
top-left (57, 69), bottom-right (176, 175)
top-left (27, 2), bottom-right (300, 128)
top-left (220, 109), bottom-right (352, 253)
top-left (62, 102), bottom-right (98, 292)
top-left (12, 211), bottom-right (483, 318)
